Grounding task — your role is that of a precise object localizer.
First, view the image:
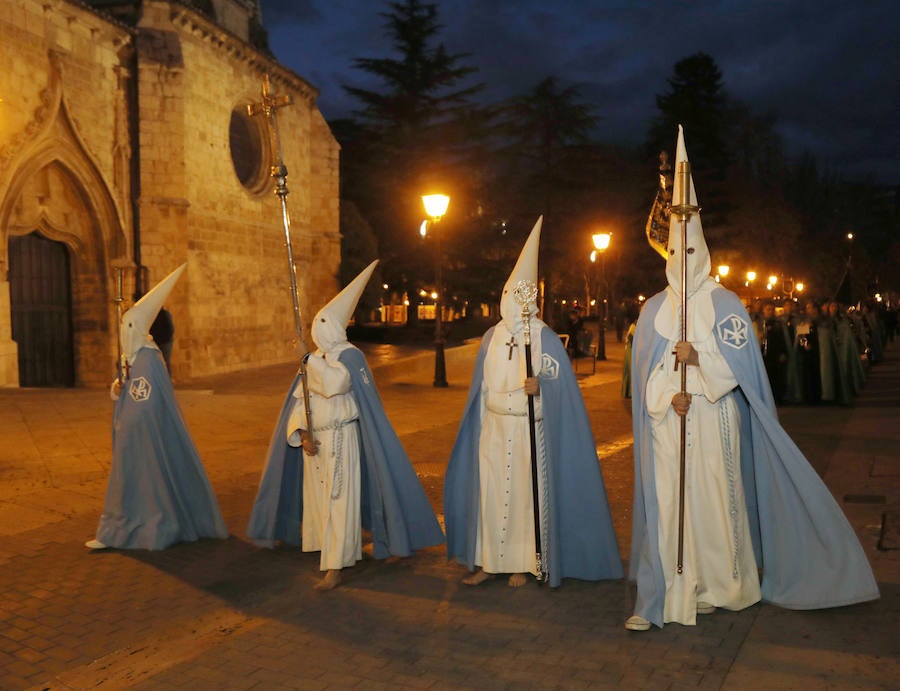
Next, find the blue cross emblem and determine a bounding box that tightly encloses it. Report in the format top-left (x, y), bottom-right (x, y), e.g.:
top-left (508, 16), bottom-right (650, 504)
top-left (129, 376), bottom-right (152, 402)
top-left (541, 353), bottom-right (559, 380)
top-left (717, 314), bottom-right (750, 350)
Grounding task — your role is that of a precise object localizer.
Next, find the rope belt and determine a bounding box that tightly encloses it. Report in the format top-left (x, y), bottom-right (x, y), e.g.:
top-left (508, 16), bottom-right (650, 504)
top-left (307, 417), bottom-right (359, 500)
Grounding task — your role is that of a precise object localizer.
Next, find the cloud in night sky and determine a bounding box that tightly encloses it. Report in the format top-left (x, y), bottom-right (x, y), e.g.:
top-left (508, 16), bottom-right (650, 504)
top-left (260, 0), bottom-right (900, 184)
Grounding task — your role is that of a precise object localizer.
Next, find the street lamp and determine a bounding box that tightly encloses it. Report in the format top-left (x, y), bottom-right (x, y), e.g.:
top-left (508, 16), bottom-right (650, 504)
top-left (591, 232), bottom-right (611, 361)
top-left (716, 264), bottom-right (729, 285)
top-left (422, 193), bottom-right (450, 387)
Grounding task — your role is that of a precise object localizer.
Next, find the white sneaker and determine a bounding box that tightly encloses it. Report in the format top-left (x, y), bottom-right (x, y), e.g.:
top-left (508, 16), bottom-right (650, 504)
top-left (85, 539), bottom-right (107, 550)
top-left (625, 615), bottom-right (651, 631)
top-left (697, 601), bottom-right (716, 614)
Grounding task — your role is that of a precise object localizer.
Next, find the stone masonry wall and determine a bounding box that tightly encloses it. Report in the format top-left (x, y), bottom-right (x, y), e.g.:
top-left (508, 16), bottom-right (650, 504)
top-left (138, 2), bottom-right (340, 380)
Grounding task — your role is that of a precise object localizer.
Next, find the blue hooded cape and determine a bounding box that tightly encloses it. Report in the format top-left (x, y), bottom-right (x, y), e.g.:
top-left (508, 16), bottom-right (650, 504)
top-left (96, 346), bottom-right (228, 550)
top-left (630, 287), bottom-right (879, 627)
top-left (443, 326), bottom-right (623, 587)
top-left (247, 346), bottom-right (444, 558)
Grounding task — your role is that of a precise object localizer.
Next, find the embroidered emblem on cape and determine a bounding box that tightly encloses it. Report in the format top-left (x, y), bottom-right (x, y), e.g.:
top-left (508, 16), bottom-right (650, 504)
top-left (717, 314), bottom-right (750, 350)
top-left (128, 376), bottom-right (152, 402)
top-left (540, 353), bottom-right (559, 379)
top-left (359, 367), bottom-right (370, 385)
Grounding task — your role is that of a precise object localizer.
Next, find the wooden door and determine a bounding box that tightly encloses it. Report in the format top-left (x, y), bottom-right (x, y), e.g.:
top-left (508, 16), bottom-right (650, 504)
top-left (9, 232), bottom-right (75, 387)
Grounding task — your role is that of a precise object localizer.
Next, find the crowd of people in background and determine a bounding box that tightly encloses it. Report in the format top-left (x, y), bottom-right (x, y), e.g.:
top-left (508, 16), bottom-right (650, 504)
top-left (749, 297), bottom-right (896, 406)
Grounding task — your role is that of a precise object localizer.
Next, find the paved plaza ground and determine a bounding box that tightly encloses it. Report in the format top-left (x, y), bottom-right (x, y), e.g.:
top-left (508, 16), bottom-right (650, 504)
top-left (0, 334), bottom-right (898, 689)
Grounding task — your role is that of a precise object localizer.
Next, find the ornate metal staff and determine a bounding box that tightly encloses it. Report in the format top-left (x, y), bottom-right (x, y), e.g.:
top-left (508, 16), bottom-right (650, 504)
top-left (670, 159), bottom-right (699, 575)
top-left (513, 279), bottom-right (546, 583)
top-left (248, 74), bottom-right (314, 440)
top-left (114, 266), bottom-right (129, 384)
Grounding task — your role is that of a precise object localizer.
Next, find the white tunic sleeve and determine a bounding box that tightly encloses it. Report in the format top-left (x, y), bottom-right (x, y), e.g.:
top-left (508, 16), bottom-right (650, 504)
top-left (692, 335), bottom-right (738, 403)
top-left (287, 354), bottom-right (357, 446)
top-left (646, 346), bottom-right (681, 421)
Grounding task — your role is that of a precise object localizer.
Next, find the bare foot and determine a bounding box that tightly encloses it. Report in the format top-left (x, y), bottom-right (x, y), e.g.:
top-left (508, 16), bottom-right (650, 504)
top-left (507, 573), bottom-right (528, 588)
top-left (314, 569), bottom-right (342, 591)
top-left (462, 569), bottom-right (493, 586)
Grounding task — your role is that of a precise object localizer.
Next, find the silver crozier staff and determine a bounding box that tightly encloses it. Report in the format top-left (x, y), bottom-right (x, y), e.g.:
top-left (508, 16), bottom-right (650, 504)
top-left (513, 278), bottom-right (546, 583)
top-left (670, 159), bottom-right (699, 575)
top-left (114, 266), bottom-right (129, 385)
top-left (248, 75), bottom-right (314, 441)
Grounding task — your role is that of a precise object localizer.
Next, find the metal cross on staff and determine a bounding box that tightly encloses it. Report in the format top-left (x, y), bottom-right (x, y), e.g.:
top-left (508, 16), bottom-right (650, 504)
top-left (247, 74), bottom-right (314, 441)
top-left (513, 278), bottom-right (546, 583)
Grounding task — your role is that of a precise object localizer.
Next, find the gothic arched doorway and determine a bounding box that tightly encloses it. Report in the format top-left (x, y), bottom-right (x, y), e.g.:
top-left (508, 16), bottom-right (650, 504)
top-left (9, 232), bottom-right (75, 387)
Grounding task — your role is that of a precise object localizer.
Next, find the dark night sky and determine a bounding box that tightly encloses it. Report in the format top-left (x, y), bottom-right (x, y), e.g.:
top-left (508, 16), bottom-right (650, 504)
top-left (260, 1), bottom-right (899, 185)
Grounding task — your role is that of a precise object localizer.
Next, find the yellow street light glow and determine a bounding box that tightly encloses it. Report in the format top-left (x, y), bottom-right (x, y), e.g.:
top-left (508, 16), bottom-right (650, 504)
top-left (430, 291), bottom-right (438, 300)
top-left (422, 194), bottom-right (450, 219)
top-left (768, 275), bottom-right (778, 285)
top-left (382, 283), bottom-right (389, 290)
top-left (796, 282), bottom-right (805, 292)
top-left (746, 271), bottom-right (757, 282)
top-left (592, 232), bottom-right (611, 251)
top-left (419, 289), bottom-right (427, 297)
top-left (419, 220), bottom-right (428, 237)
top-left (847, 232), bottom-right (854, 240)
top-left (717, 265), bottom-right (730, 277)
top-left (589, 250), bottom-right (598, 263)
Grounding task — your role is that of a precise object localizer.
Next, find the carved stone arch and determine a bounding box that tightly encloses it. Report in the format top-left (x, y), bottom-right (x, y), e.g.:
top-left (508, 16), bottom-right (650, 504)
top-left (0, 52), bottom-right (131, 386)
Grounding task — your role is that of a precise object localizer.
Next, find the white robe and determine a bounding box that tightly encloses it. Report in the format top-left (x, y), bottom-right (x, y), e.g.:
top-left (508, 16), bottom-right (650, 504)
top-left (474, 322), bottom-right (546, 575)
top-left (646, 328), bottom-right (761, 625)
top-left (287, 353), bottom-right (362, 571)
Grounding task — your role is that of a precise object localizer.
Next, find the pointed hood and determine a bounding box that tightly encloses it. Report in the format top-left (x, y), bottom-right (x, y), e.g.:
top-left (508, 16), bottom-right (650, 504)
top-left (312, 260), bottom-right (378, 353)
top-left (499, 216), bottom-right (542, 333)
top-left (665, 125), bottom-right (711, 296)
top-left (121, 264), bottom-right (186, 363)
top-left (656, 126), bottom-right (717, 341)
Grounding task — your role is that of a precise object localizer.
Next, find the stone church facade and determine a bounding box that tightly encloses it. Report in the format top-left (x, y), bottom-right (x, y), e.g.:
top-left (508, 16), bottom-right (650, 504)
top-left (0, 0), bottom-right (340, 387)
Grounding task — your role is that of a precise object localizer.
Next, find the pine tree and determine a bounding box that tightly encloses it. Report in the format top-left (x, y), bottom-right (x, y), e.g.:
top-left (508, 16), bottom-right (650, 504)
top-left (338, 0), bottom-right (485, 307)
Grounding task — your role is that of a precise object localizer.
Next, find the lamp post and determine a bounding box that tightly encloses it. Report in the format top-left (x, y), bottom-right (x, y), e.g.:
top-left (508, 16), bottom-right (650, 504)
top-left (591, 232), bottom-right (611, 361)
top-left (422, 193), bottom-right (450, 387)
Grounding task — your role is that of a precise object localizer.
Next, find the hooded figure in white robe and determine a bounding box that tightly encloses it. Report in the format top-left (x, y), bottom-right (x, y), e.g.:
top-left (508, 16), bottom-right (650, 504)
top-left (628, 127), bottom-right (877, 630)
top-left (247, 261), bottom-right (443, 590)
top-left (445, 218), bottom-right (622, 588)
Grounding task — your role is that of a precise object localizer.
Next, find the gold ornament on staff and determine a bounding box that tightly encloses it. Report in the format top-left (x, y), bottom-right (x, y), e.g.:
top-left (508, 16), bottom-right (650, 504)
top-left (512, 279), bottom-right (546, 583)
top-left (669, 158), bottom-right (699, 576)
top-left (247, 74), bottom-right (314, 441)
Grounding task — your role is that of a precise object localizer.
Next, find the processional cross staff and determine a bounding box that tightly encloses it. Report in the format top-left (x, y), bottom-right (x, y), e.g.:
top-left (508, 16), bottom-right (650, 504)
top-left (513, 279), bottom-right (546, 583)
top-left (247, 74), bottom-right (314, 440)
top-left (670, 159), bottom-right (699, 575)
top-left (114, 266), bottom-right (129, 385)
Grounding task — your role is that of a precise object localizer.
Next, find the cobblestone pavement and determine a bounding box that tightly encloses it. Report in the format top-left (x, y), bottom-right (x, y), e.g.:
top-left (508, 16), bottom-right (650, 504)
top-left (0, 336), bottom-right (897, 690)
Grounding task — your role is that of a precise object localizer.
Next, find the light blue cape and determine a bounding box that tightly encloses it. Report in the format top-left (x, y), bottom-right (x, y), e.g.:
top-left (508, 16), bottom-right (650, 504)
top-left (96, 347), bottom-right (228, 549)
top-left (630, 287), bottom-right (879, 627)
top-left (443, 326), bottom-right (623, 587)
top-left (247, 346), bottom-right (444, 557)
